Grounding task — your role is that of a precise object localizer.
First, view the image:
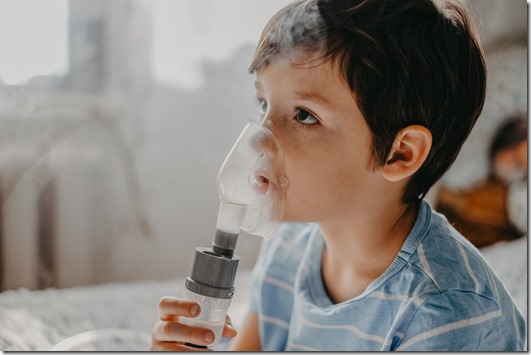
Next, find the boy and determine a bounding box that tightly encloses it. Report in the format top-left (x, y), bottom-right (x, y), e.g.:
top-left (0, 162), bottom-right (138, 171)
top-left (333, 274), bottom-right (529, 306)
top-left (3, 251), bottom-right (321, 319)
top-left (151, 0), bottom-right (526, 351)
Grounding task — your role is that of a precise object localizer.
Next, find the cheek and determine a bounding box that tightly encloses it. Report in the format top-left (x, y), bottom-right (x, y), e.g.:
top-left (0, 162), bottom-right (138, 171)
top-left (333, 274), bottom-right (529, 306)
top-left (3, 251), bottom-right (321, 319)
top-left (282, 154), bottom-right (362, 221)
top-left (277, 127), bottom-right (373, 221)
top-left (281, 156), bottom-right (321, 220)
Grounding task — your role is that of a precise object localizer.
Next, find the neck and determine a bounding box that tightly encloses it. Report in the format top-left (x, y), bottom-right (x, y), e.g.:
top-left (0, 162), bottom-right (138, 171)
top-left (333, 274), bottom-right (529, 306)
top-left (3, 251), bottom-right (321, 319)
top-left (319, 200), bottom-right (419, 303)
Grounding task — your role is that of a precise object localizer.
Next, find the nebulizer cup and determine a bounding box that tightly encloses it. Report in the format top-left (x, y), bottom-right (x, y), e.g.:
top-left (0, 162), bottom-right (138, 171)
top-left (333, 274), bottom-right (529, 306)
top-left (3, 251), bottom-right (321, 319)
top-left (181, 120), bottom-right (288, 347)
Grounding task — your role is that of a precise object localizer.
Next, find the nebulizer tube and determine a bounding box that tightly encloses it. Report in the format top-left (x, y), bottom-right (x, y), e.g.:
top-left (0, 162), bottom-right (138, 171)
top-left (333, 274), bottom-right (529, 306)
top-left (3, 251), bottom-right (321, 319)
top-left (181, 120), bottom-right (287, 347)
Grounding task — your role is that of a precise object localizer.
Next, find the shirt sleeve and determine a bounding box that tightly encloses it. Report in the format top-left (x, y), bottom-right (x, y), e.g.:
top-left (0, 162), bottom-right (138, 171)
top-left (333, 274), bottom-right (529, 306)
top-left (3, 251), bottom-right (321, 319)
top-left (395, 290), bottom-right (524, 351)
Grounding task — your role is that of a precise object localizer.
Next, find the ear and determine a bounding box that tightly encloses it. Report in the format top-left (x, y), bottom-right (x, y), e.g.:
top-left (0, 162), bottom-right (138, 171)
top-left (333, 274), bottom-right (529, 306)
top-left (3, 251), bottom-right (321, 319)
top-left (381, 125), bottom-right (432, 182)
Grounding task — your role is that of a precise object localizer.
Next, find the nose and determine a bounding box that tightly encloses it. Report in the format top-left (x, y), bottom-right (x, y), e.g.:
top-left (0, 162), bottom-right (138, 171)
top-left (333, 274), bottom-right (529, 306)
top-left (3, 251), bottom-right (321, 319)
top-left (248, 121), bottom-right (282, 159)
top-left (246, 119), bottom-right (288, 194)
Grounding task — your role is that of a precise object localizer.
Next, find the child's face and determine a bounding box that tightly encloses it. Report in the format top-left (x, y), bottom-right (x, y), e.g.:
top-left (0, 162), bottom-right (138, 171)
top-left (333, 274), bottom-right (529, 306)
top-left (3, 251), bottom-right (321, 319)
top-left (254, 53), bottom-right (382, 223)
top-left (493, 140), bottom-right (528, 184)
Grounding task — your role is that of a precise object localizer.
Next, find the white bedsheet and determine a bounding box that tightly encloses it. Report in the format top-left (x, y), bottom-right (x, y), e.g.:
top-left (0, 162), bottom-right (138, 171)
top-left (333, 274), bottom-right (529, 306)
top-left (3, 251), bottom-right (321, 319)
top-left (0, 270), bottom-right (253, 351)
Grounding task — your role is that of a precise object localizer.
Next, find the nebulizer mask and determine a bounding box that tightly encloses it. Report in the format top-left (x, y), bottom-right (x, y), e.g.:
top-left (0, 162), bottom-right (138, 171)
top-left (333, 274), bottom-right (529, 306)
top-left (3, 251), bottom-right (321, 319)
top-left (181, 120), bottom-right (288, 347)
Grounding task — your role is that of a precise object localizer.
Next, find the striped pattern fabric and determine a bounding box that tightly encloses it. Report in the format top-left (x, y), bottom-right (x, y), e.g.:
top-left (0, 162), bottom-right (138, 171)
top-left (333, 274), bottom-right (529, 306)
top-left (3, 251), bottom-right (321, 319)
top-left (249, 201), bottom-right (526, 351)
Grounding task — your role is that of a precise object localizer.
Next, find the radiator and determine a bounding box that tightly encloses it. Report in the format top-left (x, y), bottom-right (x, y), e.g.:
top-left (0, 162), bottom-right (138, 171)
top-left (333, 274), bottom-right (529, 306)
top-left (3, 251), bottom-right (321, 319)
top-left (0, 117), bottom-right (120, 291)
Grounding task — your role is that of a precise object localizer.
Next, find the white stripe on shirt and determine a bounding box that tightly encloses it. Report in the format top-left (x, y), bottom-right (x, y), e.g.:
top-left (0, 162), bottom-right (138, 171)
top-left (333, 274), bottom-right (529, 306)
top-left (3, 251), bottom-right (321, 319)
top-left (278, 239), bottom-right (304, 255)
top-left (369, 291), bottom-right (424, 307)
top-left (261, 315), bottom-right (290, 329)
top-left (264, 275), bottom-right (294, 293)
top-left (295, 308), bottom-right (392, 347)
top-left (396, 310), bottom-right (502, 350)
top-left (511, 302), bottom-right (522, 345)
top-left (456, 241), bottom-right (480, 293)
top-left (417, 244), bottom-right (440, 289)
top-left (485, 263), bottom-right (500, 301)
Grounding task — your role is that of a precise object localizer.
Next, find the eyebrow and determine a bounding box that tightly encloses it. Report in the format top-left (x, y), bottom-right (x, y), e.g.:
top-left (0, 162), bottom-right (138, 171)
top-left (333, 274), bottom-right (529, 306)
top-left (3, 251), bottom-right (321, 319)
top-left (294, 90), bottom-right (332, 107)
top-left (254, 81), bottom-right (333, 108)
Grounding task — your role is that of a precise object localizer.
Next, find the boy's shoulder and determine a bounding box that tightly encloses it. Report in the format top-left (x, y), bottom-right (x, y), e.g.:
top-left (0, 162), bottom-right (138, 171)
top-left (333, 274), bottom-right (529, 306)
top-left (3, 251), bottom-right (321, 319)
top-left (394, 205), bottom-right (526, 350)
top-left (402, 203), bottom-right (503, 301)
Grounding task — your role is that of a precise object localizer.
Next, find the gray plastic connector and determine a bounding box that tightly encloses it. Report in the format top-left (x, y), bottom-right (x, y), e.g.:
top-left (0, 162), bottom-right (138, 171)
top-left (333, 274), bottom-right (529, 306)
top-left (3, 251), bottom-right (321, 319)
top-left (185, 247), bottom-right (239, 299)
top-left (212, 229), bottom-right (239, 257)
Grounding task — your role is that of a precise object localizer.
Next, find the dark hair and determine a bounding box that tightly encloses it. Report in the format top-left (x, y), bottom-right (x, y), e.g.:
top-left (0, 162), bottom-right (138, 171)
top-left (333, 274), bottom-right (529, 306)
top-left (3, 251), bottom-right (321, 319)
top-left (489, 114), bottom-right (528, 164)
top-left (249, 0), bottom-right (487, 203)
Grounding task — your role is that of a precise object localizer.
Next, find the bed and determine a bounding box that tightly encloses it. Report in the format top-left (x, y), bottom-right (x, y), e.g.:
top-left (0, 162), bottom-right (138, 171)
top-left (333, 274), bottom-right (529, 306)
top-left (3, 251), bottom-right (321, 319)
top-left (0, 236), bottom-right (526, 351)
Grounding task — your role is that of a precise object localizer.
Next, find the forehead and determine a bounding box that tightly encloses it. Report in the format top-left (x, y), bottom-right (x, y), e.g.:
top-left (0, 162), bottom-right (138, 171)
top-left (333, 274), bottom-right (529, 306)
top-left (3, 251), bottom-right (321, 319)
top-left (254, 53), bottom-right (352, 101)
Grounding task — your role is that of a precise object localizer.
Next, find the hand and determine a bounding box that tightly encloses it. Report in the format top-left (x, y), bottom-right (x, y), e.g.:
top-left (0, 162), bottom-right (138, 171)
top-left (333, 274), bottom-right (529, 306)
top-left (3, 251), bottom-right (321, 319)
top-left (150, 296), bottom-right (238, 351)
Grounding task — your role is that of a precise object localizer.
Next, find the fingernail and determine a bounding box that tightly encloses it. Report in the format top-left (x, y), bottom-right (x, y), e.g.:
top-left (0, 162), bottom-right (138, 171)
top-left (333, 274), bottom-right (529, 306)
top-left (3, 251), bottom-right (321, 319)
top-left (204, 331), bottom-right (215, 344)
top-left (190, 304), bottom-right (199, 316)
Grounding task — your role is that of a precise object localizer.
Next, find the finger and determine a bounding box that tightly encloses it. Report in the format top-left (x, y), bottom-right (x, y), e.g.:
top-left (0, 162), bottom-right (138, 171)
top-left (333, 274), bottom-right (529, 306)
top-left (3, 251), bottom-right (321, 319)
top-left (153, 320), bottom-right (216, 346)
top-left (158, 296), bottom-right (200, 320)
top-left (151, 341), bottom-right (213, 352)
top-left (222, 315), bottom-right (238, 338)
top-left (222, 324), bottom-right (237, 338)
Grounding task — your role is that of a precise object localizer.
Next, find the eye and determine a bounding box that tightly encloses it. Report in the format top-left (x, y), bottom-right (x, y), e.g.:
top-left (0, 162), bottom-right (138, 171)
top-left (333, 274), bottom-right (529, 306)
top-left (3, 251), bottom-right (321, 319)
top-left (296, 109), bottom-right (319, 125)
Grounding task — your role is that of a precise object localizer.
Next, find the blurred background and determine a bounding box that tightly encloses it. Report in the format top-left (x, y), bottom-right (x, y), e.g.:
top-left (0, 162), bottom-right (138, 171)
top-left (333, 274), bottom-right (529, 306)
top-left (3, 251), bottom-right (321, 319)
top-left (0, 0), bottom-right (526, 291)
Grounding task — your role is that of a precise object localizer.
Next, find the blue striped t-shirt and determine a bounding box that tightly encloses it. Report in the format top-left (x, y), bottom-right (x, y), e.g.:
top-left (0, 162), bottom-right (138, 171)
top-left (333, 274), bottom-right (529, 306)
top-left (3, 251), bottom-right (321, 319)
top-left (249, 200), bottom-right (526, 351)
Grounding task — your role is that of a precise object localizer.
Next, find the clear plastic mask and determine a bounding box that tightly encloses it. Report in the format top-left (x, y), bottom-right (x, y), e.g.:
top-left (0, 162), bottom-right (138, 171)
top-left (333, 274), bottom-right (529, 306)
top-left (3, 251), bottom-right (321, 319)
top-left (216, 120), bottom-right (288, 239)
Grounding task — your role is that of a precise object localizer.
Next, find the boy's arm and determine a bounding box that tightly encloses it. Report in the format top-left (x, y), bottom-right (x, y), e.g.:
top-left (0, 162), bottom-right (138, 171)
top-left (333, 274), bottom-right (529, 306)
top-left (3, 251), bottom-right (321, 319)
top-left (229, 311), bottom-right (262, 351)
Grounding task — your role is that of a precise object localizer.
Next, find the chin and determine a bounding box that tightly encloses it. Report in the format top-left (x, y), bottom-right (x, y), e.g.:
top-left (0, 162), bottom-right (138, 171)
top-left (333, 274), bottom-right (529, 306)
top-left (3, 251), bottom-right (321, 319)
top-left (280, 209), bottom-right (316, 223)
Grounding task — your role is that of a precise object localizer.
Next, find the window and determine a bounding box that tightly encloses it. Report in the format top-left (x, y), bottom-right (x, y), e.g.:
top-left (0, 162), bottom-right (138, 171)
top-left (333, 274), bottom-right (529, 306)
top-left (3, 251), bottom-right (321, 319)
top-left (0, 0), bottom-right (69, 85)
top-left (151, 0), bottom-right (291, 89)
